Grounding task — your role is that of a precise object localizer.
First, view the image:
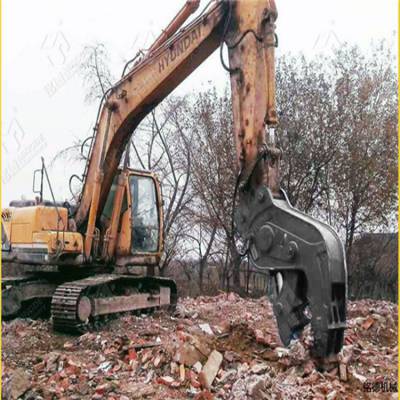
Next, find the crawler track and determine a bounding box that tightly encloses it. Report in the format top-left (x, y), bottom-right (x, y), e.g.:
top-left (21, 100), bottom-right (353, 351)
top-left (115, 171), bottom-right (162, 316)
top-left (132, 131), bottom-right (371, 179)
top-left (2, 276), bottom-right (56, 320)
top-left (51, 281), bottom-right (91, 332)
top-left (51, 274), bottom-right (177, 333)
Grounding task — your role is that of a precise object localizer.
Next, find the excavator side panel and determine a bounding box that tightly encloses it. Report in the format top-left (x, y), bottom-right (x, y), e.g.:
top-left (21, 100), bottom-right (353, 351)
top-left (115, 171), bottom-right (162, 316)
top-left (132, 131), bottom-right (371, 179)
top-left (2, 206), bottom-right (82, 260)
top-left (115, 208), bottom-right (132, 257)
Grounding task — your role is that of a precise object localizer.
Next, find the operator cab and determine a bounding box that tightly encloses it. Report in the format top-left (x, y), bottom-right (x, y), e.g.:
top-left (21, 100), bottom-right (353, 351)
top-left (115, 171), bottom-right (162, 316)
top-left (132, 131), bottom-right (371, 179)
top-left (102, 169), bottom-right (163, 263)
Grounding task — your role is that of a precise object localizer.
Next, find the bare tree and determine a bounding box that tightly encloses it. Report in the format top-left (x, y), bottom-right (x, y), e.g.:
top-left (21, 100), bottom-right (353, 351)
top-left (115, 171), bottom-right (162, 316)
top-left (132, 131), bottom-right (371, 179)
top-left (173, 87), bottom-right (245, 292)
top-left (129, 100), bottom-right (193, 275)
top-left (349, 233), bottom-right (397, 301)
top-left (274, 41), bottom-right (397, 301)
top-left (49, 43), bottom-right (116, 198)
top-left (80, 43), bottom-right (115, 103)
top-left (276, 54), bottom-right (339, 213)
top-left (328, 41), bottom-right (397, 254)
top-left (276, 42), bottom-right (397, 240)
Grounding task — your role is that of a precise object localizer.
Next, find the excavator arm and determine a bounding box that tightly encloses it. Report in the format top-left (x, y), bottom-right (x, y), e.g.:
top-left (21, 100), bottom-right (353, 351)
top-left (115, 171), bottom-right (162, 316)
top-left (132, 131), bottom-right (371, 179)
top-left (73, 0), bottom-right (347, 359)
top-left (225, 1), bottom-right (347, 358)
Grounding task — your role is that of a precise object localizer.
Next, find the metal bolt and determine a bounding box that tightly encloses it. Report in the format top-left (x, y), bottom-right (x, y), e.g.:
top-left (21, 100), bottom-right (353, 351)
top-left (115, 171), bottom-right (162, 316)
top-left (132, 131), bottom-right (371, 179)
top-left (257, 224), bottom-right (274, 253)
top-left (287, 241), bottom-right (298, 259)
top-left (275, 302), bottom-right (283, 314)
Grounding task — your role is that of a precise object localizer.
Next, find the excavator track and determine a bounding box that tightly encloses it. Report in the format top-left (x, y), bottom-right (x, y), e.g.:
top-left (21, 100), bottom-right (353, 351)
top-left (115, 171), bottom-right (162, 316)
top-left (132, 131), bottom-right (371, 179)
top-left (51, 274), bottom-right (177, 333)
top-left (2, 276), bottom-right (57, 320)
top-left (51, 280), bottom-right (92, 332)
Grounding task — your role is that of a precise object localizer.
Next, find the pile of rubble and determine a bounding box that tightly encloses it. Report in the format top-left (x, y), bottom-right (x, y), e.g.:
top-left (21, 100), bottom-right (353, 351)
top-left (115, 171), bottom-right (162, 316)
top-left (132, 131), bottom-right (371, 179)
top-left (2, 294), bottom-right (398, 399)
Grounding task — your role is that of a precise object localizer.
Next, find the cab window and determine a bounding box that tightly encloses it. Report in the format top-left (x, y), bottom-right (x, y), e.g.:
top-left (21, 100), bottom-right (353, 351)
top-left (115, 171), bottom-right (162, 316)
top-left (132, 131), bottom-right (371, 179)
top-left (130, 175), bottom-right (159, 253)
top-left (102, 176), bottom-right (128, 221)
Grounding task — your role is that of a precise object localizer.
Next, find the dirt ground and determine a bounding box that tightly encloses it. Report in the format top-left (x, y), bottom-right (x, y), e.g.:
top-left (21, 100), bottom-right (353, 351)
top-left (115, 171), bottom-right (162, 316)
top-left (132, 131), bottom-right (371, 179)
top-left (2, 294), bottom-right (398, 399)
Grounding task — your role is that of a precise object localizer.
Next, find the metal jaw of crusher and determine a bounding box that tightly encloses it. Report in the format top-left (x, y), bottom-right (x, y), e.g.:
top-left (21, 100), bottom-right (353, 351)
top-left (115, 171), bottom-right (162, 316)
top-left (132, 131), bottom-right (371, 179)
top-left (236, 186), bottom-right (347, 359)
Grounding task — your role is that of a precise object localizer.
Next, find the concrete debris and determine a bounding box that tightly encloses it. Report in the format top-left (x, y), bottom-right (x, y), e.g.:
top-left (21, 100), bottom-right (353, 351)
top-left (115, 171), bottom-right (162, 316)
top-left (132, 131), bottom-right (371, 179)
top-left (219, 368), bottom-right (237, 383)
top-left (250, 363), bottom-right (270, 375)
top-left (246, 374), bottom-right (270, 399)
top-left (339, 363), bottom-right (347, 382)
top-left (231, 374), bottom-right (271, 399)
top-left (179, 363), bottom-right (185, 382)
top-left (193, 361), bottom-right (203, 373)
top-left (199, 323), bottom-right (214, 335)
top-left (4, 368), bottom-right (31, 400)
top-left (288, 340), bottom-right (307, 364)
top-left (174, 341), bottom-right (204, 366)
top-left (97, 361), bottom-right (112, 372)
top-left (1, 296), bottom-right (397, 399)
top-left (275, 347), bottom-right (290, 358)
top-left (125, 383), bottom-right (155, 399)
top-left (326, 390), bottom-right (338, 400)
top-left (350, 368), bottom-right (367, 383)
top-left (199, 350), bottom-right (223, 389)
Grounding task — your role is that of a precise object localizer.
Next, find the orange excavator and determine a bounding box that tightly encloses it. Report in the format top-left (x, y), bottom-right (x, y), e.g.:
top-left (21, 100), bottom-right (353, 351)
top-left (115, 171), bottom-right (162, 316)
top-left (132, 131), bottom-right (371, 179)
top-left (2, 0), bottom-right (347, 358)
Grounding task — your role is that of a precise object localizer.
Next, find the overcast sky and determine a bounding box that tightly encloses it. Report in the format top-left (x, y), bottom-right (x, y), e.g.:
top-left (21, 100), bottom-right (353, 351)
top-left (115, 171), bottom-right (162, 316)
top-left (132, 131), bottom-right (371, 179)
top-left (3, 0), bottom-right (397, 206)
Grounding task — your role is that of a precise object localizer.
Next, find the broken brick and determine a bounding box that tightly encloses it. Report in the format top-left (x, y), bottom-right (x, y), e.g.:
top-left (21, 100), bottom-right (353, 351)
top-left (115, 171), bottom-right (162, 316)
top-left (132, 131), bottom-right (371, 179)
top-left (361, 316), bottom-right (375, 330)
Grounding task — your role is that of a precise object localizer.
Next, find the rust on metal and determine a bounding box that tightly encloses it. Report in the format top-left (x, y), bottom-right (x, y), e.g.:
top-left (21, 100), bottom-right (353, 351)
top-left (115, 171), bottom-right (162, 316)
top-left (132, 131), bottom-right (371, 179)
top-left (92, 287), bottom-right (170, 316)
top-left (148, 0), bottom-right (201, 56)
